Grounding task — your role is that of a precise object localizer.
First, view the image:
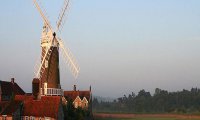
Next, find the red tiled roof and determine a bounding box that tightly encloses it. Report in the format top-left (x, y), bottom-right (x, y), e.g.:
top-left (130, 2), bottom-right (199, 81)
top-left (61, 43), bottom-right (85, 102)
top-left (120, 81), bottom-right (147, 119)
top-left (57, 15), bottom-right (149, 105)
top-left (14, 95), bottom-right (33, 101)
top-left (22, 96), bottom-right (61, 118)
top-left (64, 90), bottom-right (91, 101)
top-left (0, 81), bottom-right (25, 95)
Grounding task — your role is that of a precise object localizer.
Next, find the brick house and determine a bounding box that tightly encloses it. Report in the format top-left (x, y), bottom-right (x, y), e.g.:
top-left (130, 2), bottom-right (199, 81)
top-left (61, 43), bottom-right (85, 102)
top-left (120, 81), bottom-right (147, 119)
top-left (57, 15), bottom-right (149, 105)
top-left (64, 85), bottom-right (92, 110)
top-left (0, 95), bottom-right (64, 120)
top-left (0, 79), bottom-right (92, 119)
top-left (0, 79), bottom-right (64, 120)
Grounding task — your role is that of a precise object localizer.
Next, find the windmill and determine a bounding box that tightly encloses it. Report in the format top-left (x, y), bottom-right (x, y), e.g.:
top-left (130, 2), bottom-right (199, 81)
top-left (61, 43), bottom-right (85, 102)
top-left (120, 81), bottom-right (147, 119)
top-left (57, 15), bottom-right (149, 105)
top-left (33, 0), bottom-right (80, 96)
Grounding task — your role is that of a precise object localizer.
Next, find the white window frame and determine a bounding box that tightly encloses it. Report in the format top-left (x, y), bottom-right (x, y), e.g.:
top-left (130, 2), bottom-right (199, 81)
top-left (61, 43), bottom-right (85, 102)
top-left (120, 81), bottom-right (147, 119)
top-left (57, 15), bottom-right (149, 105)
top-left (30, 116), bottom-right (35, 120)
top-left (2, 115), bottom-right (7, 120)
top-left (44, 117), bottom-right (51, 120)
top-left (45, 60), bottom-right (48, 68)
top-left (74, 102), bottom-right (78, 108)
top-left (25, 116), bottom-right (29, 120)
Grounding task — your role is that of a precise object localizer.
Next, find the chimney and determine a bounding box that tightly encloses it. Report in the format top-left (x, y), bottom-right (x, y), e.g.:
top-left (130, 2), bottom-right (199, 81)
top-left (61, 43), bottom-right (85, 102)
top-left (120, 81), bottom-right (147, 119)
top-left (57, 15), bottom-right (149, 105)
top-left (11, 78), bottom-right (15, 84)
top-left (74, 85), bottom-right (76, 91)
top-left (90, 85), bottom-right (92, 91)
top-left (32, 78), bottom-right (41, 100)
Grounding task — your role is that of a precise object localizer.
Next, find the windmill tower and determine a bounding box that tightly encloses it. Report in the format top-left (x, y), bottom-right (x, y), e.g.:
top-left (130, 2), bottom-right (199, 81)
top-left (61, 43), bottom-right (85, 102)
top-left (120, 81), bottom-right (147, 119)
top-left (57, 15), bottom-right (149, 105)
top-left (40, 26), bottom-right (60, 93)
top-left (33, 0), bottom-right (80, 96)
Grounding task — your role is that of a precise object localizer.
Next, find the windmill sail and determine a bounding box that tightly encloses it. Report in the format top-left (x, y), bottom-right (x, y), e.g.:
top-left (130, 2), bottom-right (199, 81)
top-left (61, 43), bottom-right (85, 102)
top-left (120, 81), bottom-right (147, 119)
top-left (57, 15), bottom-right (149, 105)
top-left (58, 39), bottom-right (80, 78)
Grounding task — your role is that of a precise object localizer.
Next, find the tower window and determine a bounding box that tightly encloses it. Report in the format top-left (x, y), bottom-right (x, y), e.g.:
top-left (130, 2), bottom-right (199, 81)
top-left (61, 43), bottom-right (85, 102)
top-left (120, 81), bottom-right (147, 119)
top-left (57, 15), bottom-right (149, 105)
top-left (45, 60), bottom-right (48, 68)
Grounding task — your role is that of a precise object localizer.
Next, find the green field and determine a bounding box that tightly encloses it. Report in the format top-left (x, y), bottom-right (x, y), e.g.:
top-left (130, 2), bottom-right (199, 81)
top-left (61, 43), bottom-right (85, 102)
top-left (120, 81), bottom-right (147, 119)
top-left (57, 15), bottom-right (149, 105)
top-left (95, 118), bottom-right (199, 120)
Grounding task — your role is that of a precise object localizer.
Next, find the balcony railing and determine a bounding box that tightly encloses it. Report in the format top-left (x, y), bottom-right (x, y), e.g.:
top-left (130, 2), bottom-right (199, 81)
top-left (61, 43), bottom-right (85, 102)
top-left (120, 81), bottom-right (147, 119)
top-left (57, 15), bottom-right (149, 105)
top-left (41, 88), bottom-right (64, 96)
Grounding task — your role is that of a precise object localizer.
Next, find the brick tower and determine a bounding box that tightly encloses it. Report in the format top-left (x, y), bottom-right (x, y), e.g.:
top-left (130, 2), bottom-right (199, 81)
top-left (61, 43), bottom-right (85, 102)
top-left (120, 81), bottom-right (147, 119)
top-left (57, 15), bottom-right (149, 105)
top-left (39, 25), bottom-right (62, 96)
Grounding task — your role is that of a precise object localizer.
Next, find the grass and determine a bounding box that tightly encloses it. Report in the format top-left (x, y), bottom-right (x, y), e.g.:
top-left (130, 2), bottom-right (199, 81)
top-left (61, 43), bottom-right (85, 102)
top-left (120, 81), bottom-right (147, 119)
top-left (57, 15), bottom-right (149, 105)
top-left (94, 112), bottom-right (200, 120)
top-left (95, 118), bottom-right (199, 120)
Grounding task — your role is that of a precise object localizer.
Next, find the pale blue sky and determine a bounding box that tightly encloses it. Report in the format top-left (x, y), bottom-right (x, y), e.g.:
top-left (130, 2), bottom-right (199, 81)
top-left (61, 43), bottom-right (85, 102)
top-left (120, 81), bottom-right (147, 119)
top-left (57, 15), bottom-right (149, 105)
top-left (0, 0), bottom-right (200, 97)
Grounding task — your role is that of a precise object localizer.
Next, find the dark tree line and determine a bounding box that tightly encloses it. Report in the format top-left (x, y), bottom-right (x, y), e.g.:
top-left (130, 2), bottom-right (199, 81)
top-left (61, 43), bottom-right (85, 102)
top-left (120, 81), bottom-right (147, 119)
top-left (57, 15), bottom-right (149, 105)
top-left (93, 88), bottom-right (200, 113)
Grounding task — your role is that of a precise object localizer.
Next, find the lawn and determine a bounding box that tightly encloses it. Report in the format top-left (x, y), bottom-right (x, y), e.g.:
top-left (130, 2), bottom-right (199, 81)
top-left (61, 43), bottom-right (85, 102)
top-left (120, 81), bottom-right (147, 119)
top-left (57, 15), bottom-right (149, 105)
top-left (95, 118), bottom-right (199, 120)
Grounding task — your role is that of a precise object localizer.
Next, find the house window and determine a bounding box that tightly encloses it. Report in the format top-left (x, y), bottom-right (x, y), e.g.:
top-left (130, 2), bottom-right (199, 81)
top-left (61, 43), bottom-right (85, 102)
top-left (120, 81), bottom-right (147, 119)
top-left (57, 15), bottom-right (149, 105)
top-left (44, 117), bottom-right (51, 120)
top-left (74, 102), bottom-right (78, 108)
top-left (45, 60), bottom-right (48, 68)
top-left (78, 101), bottom-right (82, 107)
top-left (30, 116), bottom-right (35, 120)
top-left (2, 115), bottom-right (7, 120)
top-left (25, 116), bottom-right (29, 120)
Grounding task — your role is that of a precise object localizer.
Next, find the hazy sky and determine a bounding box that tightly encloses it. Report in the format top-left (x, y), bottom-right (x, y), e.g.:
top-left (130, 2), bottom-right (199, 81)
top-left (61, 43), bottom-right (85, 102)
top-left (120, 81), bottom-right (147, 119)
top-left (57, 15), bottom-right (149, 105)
top-left (0, 0), bottom-right (200, 98)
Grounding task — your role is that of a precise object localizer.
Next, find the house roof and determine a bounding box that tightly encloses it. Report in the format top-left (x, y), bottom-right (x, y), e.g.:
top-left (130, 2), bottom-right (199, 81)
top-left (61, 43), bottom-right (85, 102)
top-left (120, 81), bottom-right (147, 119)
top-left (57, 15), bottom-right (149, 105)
top-left (64, 90), bottom-right (91, 101)
top-left (0, 95), bottom-right (62, 117)
top-left (82, 97), bottom-right (88, 103)
top-left (14, 95), bottom-right (33, 101)
top-left (0, 80), bottom-right (25, 95)
top-left (22, 96), bottom-right (61, 118)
